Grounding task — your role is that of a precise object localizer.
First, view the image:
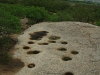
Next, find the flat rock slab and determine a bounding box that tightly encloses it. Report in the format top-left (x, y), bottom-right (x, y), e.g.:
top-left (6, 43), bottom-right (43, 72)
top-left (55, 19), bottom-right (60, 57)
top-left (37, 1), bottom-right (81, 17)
top-left (14, 22), bottom-right (100, 75)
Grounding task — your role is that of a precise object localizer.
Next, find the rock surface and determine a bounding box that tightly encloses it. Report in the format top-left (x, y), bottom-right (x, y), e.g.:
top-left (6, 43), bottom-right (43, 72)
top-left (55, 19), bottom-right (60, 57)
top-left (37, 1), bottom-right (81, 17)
top-left (13, 22), bottom-right (100, 75)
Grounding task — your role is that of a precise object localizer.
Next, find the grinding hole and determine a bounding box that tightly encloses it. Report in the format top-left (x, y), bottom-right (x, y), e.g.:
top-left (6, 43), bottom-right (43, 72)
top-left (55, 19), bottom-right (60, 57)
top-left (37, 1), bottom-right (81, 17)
top-left (71, 51), bottom-right (79, 55)
top-left (57, 48), bottom-right (67, 51)
top-left (62, 57), bottom-right (72, 61)
top-left (30, 31), bottom-right (48, 40)
top-left (49, 36), bottom-right (60, 40)
top-left (27, 51), bottom-right (40, 54)
top-left (64, 72), bottom-right (74, 75)
top-left (30, 35), bottom-right (42, 40)
top-left (28, 41), bottom-right (34, 44)
top-left (34, 31), bottom-right (48, 36)
top-left (28, 63), bottom-right (35, 68)
top-left (49, 40), bottom-right (56, 43)
top-left (61, 41), bottom-right (68, 44)
top-left (38, 43), bottom-right (48, 45)
top-left (23, 46), bottom-right (30, 49)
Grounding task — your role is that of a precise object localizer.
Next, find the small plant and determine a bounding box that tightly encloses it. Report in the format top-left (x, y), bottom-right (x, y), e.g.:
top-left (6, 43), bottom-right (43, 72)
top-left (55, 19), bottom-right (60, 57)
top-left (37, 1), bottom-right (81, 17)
top-left (96, 20), bottom-right (100, 26)
top-left (0, 3), bottom-right (26, 18)
top-left (25, 6), bottom-right (49, 23)
top-left (0, 36), bottom-right (16, 65)
top-left (47, 15), bottom-right (58, 22)
top-left (56, 11), bottom-right (73, 21)
top-left (26, 18), bottom-right (35, 25)
top-left (0, 36), bottom-right (16, 51)
top-left (0, 9), bottom-right (21, 34)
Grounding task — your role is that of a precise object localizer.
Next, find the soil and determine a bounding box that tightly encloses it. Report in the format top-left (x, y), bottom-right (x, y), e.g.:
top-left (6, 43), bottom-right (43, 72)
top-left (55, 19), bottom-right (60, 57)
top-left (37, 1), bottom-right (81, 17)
top-left (0, 59), bottom-right (24, 75)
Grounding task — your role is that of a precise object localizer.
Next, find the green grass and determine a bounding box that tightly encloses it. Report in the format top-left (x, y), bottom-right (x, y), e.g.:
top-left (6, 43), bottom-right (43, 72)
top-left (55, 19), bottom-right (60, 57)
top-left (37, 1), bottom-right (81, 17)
top-left (0, 37), bottom-right (16, 51)
top-left (0, 36), bottom-right (16, 65)
top-left (0, 52), bottom-right (12, 65)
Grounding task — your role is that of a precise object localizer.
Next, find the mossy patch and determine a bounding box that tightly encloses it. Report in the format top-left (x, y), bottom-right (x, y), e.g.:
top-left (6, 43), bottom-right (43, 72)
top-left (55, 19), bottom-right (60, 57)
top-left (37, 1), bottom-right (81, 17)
top-left (49, 36), bottom-right (60, 40)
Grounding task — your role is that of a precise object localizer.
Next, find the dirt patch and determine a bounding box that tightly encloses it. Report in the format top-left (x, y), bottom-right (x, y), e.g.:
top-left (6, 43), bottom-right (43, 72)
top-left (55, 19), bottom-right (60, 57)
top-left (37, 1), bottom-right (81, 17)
top-left (0, 59), bottom-right (24, 75)
top-left (9, 34), bottom-right (19, 42)
top-left (8, 59), bottom-right (24, 68)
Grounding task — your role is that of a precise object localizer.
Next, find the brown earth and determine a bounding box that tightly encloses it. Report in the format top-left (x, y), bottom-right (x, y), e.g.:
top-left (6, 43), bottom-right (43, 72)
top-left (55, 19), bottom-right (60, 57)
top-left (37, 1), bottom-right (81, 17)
top-left (0, 59), bottom-right (24, 75)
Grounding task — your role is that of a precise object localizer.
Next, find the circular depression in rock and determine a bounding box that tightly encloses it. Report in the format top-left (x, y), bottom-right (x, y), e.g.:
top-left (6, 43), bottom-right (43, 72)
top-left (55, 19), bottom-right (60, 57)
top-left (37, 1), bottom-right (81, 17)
top-left (27, 51), bottom-right (40, 54)
top-left (62, 57), bottom-right (72, 61)
top-left (30, 31), bottom-right (49, 40)
top-left (61, 41), bottom-right (68, 44)
top-left (28, 63), bottom-right (35, 68)
top-left (71, 51), bottom-right (79, 55)
top-left (64, 72), bottom-right (74, 75)
top-left (38, 43), bottom-right (48, 45)
top-left (28, 41), bottom-right (34, 44)
top-left (57, 48), bottom-right (67, 51)
top-left (23, 46), bottom-right (30, 49)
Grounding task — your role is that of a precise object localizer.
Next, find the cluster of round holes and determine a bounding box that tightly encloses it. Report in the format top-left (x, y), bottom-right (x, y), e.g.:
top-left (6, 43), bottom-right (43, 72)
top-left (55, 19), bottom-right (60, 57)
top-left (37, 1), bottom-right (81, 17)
top-left (38, 43), bottom-right (48, 45)
top-left (62, 56), bottom-right (72, 61)
top-left (25, 31), bottom-right (49, 69)
top-left (28, 41), bottom-right (34, 44)
top-left (27, 51), bottom-right (40, 54)
top-left (23, 46), bottom-right (30, 49)
top-left (57, 48), bottom-right (67, 51)
top-left (64, 72), bottom-right (74, 75)
top-left (28, 63), bottom-right (35, 68)
top-left (61, 41), bottom-right (68, 44)
top-left (71, 51), bottom-right (79, 55)
top-left (25, 31), bottom-right (77, 73)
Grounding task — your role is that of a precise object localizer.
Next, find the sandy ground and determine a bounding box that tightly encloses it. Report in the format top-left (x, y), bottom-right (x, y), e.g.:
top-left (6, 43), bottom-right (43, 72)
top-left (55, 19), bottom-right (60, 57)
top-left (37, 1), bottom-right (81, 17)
top-left (0, 65), bottom-right (22, 75)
